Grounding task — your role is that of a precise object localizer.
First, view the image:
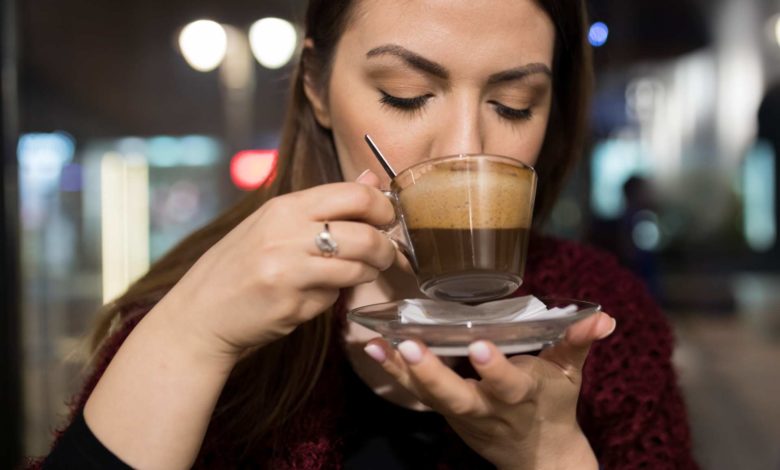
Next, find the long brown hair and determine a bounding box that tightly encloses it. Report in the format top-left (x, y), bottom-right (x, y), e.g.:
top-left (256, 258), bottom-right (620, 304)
top-left (90, 0), bottom-right (592, 454)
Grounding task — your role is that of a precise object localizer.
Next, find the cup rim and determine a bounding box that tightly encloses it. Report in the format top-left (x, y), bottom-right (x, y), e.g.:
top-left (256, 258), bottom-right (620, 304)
top-left (394, 153), bottom-right (537, 179)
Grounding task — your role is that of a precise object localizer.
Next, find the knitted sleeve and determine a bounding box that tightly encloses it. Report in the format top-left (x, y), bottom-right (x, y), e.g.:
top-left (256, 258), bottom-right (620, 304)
top-left (27, 310), bottom-right (147, 469)
top-left (582, 281), bottom-right (697, 468)
top-left (526, 238), bottom-right (698, 469)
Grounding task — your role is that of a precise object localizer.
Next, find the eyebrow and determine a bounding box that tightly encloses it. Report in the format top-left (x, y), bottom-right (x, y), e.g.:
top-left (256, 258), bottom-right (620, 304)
top-left (366, 44), bottom-right (552, 84)
top-left (486, 63), bottom-right (552, 85)
top-left (366, 44), bottom-right (449, 79)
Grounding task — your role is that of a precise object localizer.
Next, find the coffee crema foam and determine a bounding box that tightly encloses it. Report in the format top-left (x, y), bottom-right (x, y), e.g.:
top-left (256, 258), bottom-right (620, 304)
top-left (397, 166), bottom-right (535, 229)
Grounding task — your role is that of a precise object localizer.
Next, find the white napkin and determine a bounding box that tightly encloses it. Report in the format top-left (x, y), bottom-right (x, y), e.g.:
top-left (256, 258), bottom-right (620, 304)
top-left (398, 295), bottom-right (577, 325)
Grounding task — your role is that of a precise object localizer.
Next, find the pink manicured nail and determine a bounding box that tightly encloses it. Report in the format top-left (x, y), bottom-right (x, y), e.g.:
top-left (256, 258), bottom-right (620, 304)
top-left (597, 316), bottom-right (617, 340)
top-left (363, 343), bottom-right (387, 363)
top-left (468, 341), bottom-right (492, 364)
top-left (398, 340), bottom-right (423, 364)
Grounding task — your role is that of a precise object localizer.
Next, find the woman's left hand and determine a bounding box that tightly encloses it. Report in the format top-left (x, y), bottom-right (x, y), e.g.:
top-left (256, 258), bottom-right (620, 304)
top-left (364, 311), bottom-right (616, 470)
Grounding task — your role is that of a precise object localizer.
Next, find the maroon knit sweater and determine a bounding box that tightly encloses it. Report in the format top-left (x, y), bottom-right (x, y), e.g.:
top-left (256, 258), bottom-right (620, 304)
top-left (36, 235), bottom-right (698, 469)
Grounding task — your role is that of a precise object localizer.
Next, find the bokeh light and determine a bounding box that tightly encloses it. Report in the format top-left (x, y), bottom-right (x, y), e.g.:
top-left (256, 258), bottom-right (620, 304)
top-left (630, 210), bottom-right (662, 251)
top-left (147, 136), bottom-right (182, 167)
top-left (633, 219), bottom-right (661, 251)
top-left (775, 16), bottom-right (780, 47)
top-left (743, 141), bottom-right (776, 252)
top-left (17, 132), bottom-right (75, 190)
top-left (178, 20), bottom-right (228, 72)
top-left (589, 22), bottom-right (610, 48)
top-left (249, 17), bottom-right (298, 69)
top-left (230, 149), bottom-right (278, 190)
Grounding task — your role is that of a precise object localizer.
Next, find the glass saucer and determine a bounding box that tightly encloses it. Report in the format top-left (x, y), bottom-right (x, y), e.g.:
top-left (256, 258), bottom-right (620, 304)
top-left (347, 297), bottom-right (601, 356)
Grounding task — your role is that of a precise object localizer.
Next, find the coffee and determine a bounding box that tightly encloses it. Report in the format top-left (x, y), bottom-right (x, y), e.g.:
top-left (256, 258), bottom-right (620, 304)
top-left (393, 158), bottom-right (535, 301)
top-left (408, 227), bottom-right (531, 300)
top-left (408, 227), bottom-right (530, 275)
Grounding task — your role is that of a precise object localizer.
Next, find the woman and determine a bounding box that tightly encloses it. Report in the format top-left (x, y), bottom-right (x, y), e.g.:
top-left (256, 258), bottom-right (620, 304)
top-left (39, 0), bottom-right (698, 468)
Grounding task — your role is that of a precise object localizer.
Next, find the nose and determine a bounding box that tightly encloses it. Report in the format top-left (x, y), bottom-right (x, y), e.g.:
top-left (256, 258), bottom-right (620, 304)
top-left (430, 94), bottom-right (485, 157)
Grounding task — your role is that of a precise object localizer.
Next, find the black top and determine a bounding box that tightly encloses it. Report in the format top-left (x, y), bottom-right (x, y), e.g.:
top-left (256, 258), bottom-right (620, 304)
top-left (42, 363), bottom-right (489, 469)
top-left (342, 359), bottom-right (469, 469)
top-left (42, 410), bottom-right (131, 469)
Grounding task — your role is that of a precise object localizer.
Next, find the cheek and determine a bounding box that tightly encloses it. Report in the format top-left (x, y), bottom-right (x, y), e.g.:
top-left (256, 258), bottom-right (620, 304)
top-left (484, 111), bottom-right (551, 169)
top-left (329, 113), bottom-right (372, 182)
top-left (327, 75), bottom-right (403, 182)
top-left (328, 85), bottom-right (431, 182)
top-left (514, 119), bottom-right (549, 167)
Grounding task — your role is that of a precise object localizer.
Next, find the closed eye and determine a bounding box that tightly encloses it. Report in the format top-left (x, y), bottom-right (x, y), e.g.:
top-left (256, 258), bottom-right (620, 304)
top-left (378, 91), bottom-right (533, 122)
top-left (489, 101), bottom-right (534, 121)
top-left (379, 90), bottom-right (434, 112)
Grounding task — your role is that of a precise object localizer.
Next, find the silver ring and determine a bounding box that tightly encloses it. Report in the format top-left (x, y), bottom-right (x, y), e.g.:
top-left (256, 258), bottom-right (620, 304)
top-left (314, 222), bottom-right (338, 257)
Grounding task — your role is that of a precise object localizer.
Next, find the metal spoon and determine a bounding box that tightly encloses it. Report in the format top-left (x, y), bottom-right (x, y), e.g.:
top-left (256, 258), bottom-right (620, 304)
top-left (363, 134), bottom-right (397, 178)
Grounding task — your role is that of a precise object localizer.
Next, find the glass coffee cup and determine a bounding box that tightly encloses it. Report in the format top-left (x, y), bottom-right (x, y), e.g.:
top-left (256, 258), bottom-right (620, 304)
top-left (382, 154), bottom-right (537, 303)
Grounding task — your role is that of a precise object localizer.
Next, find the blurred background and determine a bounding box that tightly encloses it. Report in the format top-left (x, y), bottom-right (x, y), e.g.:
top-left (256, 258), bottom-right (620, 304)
top-left (2, 0), bottom-right (780, 468)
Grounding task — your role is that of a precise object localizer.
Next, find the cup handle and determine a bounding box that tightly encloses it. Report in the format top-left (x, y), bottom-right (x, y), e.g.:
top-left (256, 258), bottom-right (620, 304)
top-left (379, 190), bottom-right (416, 270)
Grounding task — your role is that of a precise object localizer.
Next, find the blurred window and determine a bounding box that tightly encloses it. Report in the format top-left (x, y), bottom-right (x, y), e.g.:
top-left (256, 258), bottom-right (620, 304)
top-left (19, 133), bottom-right (235, 455)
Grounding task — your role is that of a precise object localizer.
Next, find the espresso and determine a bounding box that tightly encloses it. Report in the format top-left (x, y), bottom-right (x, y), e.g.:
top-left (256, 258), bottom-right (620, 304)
top-left (408, 227), bottom-right (530, 283)
top-left (393, 158), bottom-right (536, 301)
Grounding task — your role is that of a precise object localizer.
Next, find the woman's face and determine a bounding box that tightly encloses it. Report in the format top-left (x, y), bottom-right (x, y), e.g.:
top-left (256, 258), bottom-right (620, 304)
top-left (307, 0), bottom-right (556, 183)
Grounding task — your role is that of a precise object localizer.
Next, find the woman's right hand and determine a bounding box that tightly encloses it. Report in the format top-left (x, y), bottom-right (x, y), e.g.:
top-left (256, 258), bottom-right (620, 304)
top-left (81, 173), bottom-right (395, 469)
top-left (158, 170), bottom-right (397, 362)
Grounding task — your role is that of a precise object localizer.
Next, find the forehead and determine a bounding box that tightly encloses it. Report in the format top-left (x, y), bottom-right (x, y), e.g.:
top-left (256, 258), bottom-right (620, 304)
top-left (341, 0), bottom-right (556, 71)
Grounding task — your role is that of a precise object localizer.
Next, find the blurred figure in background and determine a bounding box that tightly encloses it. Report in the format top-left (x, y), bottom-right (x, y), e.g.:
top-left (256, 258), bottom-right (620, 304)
top-left (617, 175), bottom-right (663, 301)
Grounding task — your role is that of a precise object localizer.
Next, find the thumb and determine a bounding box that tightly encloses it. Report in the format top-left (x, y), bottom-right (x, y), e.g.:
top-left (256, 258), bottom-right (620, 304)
top-left (539, 311), bottom-right (616, 373)
top-left (356, 169), bottom-right (382, 187)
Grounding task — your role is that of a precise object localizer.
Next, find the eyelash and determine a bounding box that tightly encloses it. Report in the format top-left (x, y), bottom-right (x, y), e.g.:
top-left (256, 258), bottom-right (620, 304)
top-left (378, 90), bottom-right (533, 122)
top-left (379, 91), bottom-right (432, 114)
top-left (490, 101), bottom-right (534, 121)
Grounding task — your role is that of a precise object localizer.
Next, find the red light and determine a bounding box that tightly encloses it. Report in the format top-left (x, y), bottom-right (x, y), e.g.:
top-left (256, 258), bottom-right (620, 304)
top-left (230, 149), bottom-right (278, 190)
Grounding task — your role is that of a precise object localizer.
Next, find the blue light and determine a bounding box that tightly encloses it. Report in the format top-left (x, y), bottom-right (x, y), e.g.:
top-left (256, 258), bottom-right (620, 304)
top-left (147, 136), bottom-right (181, 167)
top-left (17, 132), bottom-right (76, 190)
top-left (589, 22), bottom-right (609, 47)
top-left (633, 218), bottom-right (661, 251)
top-left (743, 140), bottom-right (776, 251)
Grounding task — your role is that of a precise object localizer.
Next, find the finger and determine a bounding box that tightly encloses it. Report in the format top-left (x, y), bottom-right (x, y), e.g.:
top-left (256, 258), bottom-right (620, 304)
top-left (393, 340), bottom-right (489, 416)
top-left (307, 221), bottom-right (396, 270)
top-left (355, 169), bottom-right (383, 187)
top-left (296, 288), bottom-right (342, 320)
top-left (467, 341), bottom-right (539, 404)
top-left (301, 257), bottom-right (380, 288)
top-left (539, 311), bottom-right (617, 375)
top-left (295, 182), bottom-right (395, 227)
top-left (365, 339), bottom-right (493, 416)
top-left (384, 237), bottom-right (415, 274)
top-left (363, 338), bottom-right (413, 387)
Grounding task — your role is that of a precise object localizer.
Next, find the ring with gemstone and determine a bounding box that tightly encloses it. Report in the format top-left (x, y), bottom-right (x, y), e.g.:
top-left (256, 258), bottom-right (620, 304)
top-left (314, 222), bottom-right (338, 257)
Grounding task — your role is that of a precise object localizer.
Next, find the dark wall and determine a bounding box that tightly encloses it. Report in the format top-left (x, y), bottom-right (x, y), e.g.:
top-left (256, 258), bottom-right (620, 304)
top-left (1, 0), bottom-right (23, 466)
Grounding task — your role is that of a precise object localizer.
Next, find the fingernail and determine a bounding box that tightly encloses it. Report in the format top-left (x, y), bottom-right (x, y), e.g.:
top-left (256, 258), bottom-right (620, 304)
top-left (364, 343), bottom-right (387, 363)
top-left (398, 340), bottom-right (423, 364)
top-left (356, 169), bottom-right (372, 182)
top-left (468, 341), bottom-right (491, 365)
top-left (597, 316), bottom-right (617, 340)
